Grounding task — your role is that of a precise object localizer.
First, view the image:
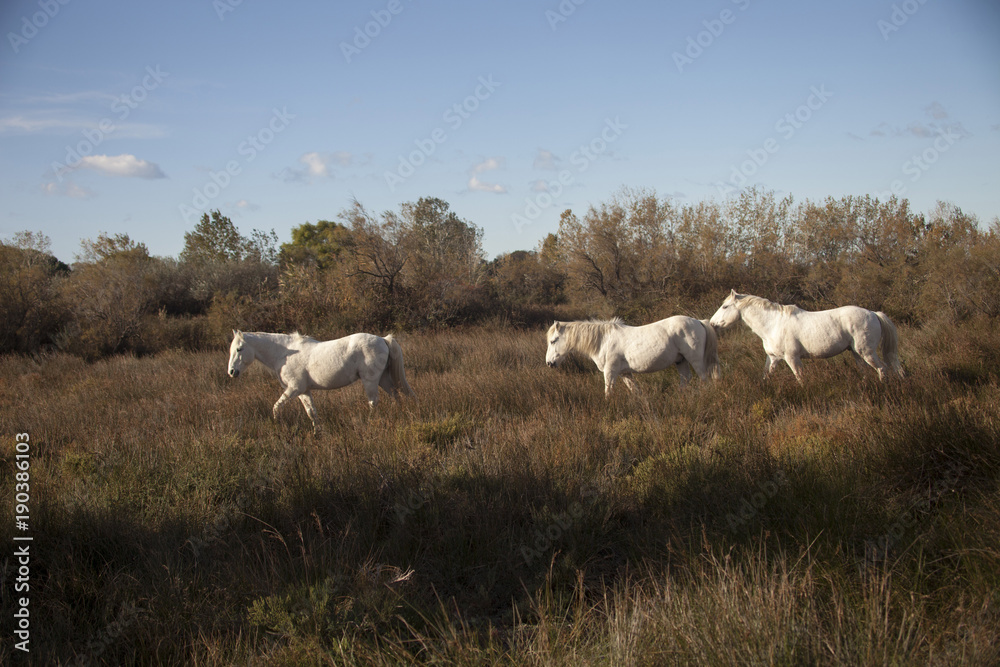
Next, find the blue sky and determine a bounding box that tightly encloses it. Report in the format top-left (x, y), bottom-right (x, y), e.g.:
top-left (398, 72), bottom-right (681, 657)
top-left (1, 0), bottom-right (998, 263)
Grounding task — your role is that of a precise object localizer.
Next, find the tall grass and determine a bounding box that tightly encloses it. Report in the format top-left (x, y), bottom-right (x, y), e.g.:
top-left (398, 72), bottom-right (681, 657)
top-left (1, 319), bottom-right (998, 665)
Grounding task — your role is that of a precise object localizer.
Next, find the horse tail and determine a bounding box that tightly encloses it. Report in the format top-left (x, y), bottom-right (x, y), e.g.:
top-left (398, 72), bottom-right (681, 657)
top-left (383, 334), bottom-right (416, 397)
top-left (874, 312), bottom-right (904, 377)
top-left (700, 319), bottom-right (722, 380)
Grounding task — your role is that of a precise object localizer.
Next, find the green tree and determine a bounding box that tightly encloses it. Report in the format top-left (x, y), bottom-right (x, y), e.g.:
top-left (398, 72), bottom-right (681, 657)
top-left (180, 210), bottom-right (246, 264)
top-left (75, 232), bottom-right (149, 264)
top-left (279, 220), bottom-right (352, 269)
top-left (179, 210), bottom-right (279, 307)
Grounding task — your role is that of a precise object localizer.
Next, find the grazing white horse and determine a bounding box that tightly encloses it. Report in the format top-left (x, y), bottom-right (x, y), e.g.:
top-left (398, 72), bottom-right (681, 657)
top-left (545, 316), bottom-right (721, 396)
top-left (709, 290), bottom-right (904, 382)
top-left (227, 330), bottom-right (415, 430)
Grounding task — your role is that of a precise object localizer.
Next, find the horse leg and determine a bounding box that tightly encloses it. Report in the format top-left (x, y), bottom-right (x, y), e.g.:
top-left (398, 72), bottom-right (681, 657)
top-left (620, 376), bottom-right (640, 394)
top-left (362, 376), bottom-right (381, 408)
top-left (858, 349), bottom-right (888, 382)
top-left (297, 393), bottom-right (320, 432)
top-left (379, 370), bottom-right (400, 401)
top-left (676, 359), bottom-right (693, 387)
top-left (272, 386), bottom-right (300, 420)
top-left (603, 368), bottom-right (619, 397)
top-left (850, 350), bottom-right (867, 372)
top-left (762, 355), bottom-right (779, 380)
top-left (784, 355), bottom-right (805, 384)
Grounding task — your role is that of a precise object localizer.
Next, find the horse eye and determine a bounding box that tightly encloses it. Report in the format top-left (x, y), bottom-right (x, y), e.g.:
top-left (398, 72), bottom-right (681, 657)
top-left (237, 347), bottom-right (243, 352)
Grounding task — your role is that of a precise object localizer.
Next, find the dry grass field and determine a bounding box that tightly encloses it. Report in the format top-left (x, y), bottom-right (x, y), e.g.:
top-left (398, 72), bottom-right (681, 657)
top-left (2, 319), bottom-right (999, 665)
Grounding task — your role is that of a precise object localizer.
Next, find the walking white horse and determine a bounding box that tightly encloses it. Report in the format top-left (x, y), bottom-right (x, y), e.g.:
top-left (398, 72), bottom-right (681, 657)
top-left (227, 330), bottom-right (415, 430)
top-left (709, 290), bottom-right (904, 382)
top-left (545, 316), bottom-right (721, 396)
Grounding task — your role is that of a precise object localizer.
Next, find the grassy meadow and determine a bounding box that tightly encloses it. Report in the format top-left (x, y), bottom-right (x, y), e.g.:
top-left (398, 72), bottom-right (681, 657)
top-left (2, 317), bottom-right (999, 665)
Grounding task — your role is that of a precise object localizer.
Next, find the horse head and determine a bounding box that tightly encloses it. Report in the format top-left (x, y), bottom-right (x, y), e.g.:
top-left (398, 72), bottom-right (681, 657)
top-left (710, 290), bottom-right (743, 329)
top-left (545, 322), bottom-right (568, 368)
top-left (228, 329), bottom-right (255, 378)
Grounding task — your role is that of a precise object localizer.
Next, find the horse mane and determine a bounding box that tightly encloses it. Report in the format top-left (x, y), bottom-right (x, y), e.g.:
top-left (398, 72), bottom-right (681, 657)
top-left (246, 331), bottom-right (317, 345)
top-left (739, 295), bottom-right (797, 315)
top-left (561, 318), bottom-right (626, 356)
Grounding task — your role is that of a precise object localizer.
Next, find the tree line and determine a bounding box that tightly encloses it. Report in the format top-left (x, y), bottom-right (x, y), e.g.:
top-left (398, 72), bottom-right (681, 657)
top-left (2, 189), bottom-right (998, 359)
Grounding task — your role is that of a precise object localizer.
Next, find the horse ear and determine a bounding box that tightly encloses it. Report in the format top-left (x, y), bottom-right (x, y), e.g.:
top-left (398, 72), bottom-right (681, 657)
top-left (730, 288), bottom-right (737, 297)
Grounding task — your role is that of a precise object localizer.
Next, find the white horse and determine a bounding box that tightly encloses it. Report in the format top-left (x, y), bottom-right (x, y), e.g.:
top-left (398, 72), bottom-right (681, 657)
top-left (709, 290), bottom-right (904, 382)
top-left (545, 316), bottom-right (721, 396)
top-left (227, 330), bottom-right (415, 430)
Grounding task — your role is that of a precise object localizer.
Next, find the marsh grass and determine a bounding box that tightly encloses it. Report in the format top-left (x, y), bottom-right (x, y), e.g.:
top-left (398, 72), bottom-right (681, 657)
top-left (1, 320), bottom-right (998, 664)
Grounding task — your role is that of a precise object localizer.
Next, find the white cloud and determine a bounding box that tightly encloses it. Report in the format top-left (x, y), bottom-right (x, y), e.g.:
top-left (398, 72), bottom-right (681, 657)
top-left (533, 149), bottom-right (560, 171)
top-left (72, 154), bottom-right (166, 179)
top-left (474, 157), bottom-right (504, 173)
top-left (868, 103), bottom-right (969, 140)
top-left (0, 114), bottom-right (83, 133)
top-left (0, 109), bottom-right (167, 139)
top-left (530, 179), bottom-right (550, 193)
top-left (468, 175), bottom-right (507, 193)
top-left (232, 199), bottom-right (260, 212)
top-left (467, 157), bottom-right (507, 194)
top-left (280, 151), bottom-right (354, 183)
top-left (924, 102), bottom-right (948, 120)
top-left (301, 152), bottom-right (331, 178)
top-left (41, 180), bottom-right (95, 199)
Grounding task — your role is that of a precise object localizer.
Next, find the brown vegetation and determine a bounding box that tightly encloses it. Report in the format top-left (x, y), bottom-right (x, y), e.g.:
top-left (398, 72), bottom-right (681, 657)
top-left (1, 189), bottom-right (999, 664)
top-left (1, 318), bottom-right (999, 664)
top-left (4, 189), bottom-right (997, 360)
